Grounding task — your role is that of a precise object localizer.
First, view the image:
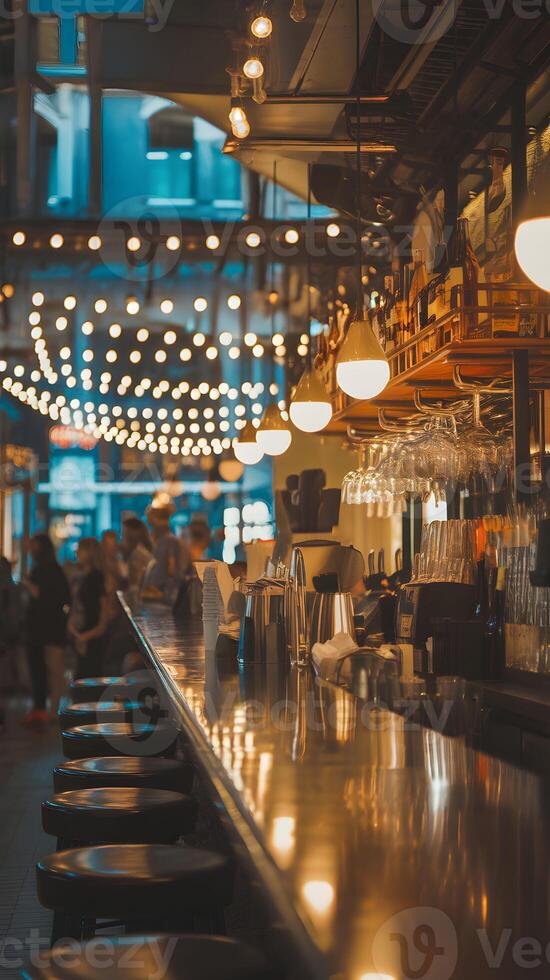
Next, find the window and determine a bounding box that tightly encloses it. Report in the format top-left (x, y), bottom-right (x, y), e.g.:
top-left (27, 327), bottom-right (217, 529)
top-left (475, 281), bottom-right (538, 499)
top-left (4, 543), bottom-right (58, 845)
top-left (147, 108), bottom-right (195, 204)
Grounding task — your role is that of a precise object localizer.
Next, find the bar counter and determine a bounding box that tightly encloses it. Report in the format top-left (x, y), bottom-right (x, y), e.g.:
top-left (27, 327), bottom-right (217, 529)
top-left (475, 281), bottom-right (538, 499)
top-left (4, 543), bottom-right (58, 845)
top-left (121, 597), bottom-right (550, 980)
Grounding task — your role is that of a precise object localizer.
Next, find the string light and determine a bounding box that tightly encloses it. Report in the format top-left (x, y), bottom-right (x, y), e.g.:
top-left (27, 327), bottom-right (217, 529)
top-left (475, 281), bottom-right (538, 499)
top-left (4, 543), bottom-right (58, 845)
top-left (32, 292), bottom-right (44, 306)
top-left (227, 294), bottom-right (241, 309)
top-left (206, 235), bottom-right (220, 250)
top-left (284, 228), bottom-right (299, 244)
top-left (160, 299), bottom-right (174, 314)
top-left (88, 235), bottom-right (102, 250)
top-left (194, 296), bottom-right (208, 312)
top-left (94, 298), bottom-right (107, 313)
top-left (243, 57), bottom-right (264, 79)
top-left (12, 231), bottom-right (25, 246)
top-left (166, 235), bottom-right (180, 251)
top-left (126, 236), bottom-right (141, 252)
top-left (49, 233), bottom-right (63, 249)
top-left (245, 231), bottom-right (261, 248)
top-left (326, 222), bottom-right (340, 238)
top-left (251, 13), bottom-right (272, 37)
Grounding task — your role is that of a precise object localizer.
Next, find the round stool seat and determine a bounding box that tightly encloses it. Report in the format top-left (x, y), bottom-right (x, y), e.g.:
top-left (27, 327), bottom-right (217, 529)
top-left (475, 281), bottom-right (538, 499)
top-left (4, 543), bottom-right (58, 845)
top-left (69, 673), bottom-right (156, 704)
top-left (53, 756), bottom-right (194, 794)
top-left (21, 934), bottom-right (271, 980)
top-left (58, 701), bottom-right (153, 731)
top-left (62, 723), bottom-right (177, 760)
top-left (42, 787), bottom-right (197, 844)
top-left (37, 844), bottom-right (233, 917)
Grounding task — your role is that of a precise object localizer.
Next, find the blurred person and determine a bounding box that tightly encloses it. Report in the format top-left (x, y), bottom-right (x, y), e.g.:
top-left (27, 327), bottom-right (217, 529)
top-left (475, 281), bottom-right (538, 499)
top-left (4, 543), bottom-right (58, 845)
top-left (121, 517), bottom-right (154, 593)
top-left (22, 534), bottom-right (71, 725)
top-left (70, 537), bottom-right (110, 678)
top-left (101, 529), bottom-right (125, 595)
top-left (188, 519), bottom-right (211, 562)
top-left (142, 500), bottom-right (189, 605)
top-left (0, 557), bottom-right (21, 730)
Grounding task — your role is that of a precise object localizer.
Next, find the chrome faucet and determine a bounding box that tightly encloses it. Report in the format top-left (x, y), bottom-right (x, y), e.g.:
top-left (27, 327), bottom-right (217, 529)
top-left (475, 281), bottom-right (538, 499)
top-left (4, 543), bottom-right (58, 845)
top-left (284, 547), bottom-right (309, 667)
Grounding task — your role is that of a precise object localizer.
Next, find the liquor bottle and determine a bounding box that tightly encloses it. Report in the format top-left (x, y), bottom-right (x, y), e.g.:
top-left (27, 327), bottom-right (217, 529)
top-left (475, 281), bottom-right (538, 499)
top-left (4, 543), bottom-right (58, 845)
top-left (446, 218), bottom-right (480, 334)
top-left (409, 249), bottom-right (428, 335)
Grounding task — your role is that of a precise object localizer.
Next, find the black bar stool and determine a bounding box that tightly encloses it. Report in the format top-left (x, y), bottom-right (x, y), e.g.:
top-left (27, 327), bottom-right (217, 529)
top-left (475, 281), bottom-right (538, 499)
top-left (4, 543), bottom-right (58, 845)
top-left (69, 674), bottom-right (157, 704)
top-left (37, 844), bottom-right (234, 943)
top-left (42, 787), bottom-right (197, 847)
top-left (53, 756), bottom-right (194, 793)
top-left (61, 723), bottom-right (178, 759)
top-left (58, 700), bottom-right (165, 731)
top-left (20, 934), bottom-right (272, 979)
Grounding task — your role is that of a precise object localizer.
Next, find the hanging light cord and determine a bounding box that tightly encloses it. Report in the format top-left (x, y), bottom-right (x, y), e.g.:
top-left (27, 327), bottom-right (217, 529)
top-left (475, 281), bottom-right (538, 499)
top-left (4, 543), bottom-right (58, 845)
top-left (306, 161), bottom-right (312, 368)
top-left (355, 0), bottom-right (362, 318)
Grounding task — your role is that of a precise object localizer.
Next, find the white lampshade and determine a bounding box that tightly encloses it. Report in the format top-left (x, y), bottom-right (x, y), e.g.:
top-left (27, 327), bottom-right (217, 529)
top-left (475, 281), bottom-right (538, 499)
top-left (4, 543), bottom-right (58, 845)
top-left (233, 420), bottom-right (264, 465)
top-left (336, 318), bottom-right (390, 400)
top-left (256, 404), bottom-right (292, 456)
top-left (515, 218), bottom-right (550, 292)
top-left (289, 366), bottom-right (333, 433)
top-left (514, 157), bottom-right (550, 293)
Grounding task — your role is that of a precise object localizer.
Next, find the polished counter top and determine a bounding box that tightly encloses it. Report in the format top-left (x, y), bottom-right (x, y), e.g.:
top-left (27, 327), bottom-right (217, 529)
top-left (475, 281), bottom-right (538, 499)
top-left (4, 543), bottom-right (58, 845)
top-left (122, 598), bottom-right (550, 980)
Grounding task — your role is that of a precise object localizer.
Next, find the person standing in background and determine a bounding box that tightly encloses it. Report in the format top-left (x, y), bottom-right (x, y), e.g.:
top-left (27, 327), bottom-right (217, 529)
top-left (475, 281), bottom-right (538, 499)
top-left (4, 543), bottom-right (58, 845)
top-left (101, 530), bottom-right (125, 596)
top-left (71, 537), bottom-right (110, 678)
top-left (142, 499), bottom-right (189, 605)
top-left (121, 517), bottom-right (154, 595)
top-left (0, 556), bottom-right (22, 731)
top-left (22, 534), bottom-right (71, 726)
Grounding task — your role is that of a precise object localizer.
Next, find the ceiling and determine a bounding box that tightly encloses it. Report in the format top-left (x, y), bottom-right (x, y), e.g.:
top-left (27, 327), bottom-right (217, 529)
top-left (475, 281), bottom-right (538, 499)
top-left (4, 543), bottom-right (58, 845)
top-left (90, 0), bottom-right (550, 225)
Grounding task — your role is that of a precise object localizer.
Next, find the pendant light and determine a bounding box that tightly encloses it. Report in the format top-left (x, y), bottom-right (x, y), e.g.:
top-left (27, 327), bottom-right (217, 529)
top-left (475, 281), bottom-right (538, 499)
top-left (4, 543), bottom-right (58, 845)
top-left (336, 0), bottom-right (389, 402)
top-left (290, 164), bottom-right (333, 433)
top-left (257, 403), bottom-right (292, 456)
top-left (234, 419), bottom-right (264, 465)
top-left (514, 155), bottom-right (550, 292)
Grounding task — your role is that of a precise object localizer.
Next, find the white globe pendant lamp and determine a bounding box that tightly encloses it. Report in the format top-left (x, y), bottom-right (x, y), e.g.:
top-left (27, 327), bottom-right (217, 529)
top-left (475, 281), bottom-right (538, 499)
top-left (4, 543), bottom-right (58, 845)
top-left (336, 319), bottom-right (390, 400)
top-left (289, 163), bottom-right (333, 434)
top-left (256, 404), bottom-right (292, 456)
top-left (336, 0), bottom-right (389, 404)
top-left (290, 365), bottom-right (333, 432)
top-left (514, 157), bottom-right (550, 292)
top-left (233, 419), bottom-right (264, 465)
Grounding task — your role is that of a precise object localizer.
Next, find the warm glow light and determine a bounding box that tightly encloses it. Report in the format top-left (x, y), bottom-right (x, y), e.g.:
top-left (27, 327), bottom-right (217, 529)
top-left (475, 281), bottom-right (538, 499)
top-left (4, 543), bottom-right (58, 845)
top-left (64, 295), bottom-right (76, 310)
top-left (127, 236), bottom-right (141, 252)
top-left (229, 106), bottom-right (246, 126)
top-left (233, 420), bottom-right (264, 465)
top-left (244, 332), bottom-right (257, 347)
top-left (251, 13), bottom-right (272, 37)
top-left (137, 328), bottom-right (149, 342)
top-left (284, 227), bottom-right (299, 244)
top-left (206, 234), bottom-right (220, 250)
top-left (82, 321), bottom-right (94, 335)
top-left (227, 294), bottom-right (241, 309)
top-left (56, 316), bottom-right (67, 331)
top-left (12, 231), bottom-right (26, 246)
top-left (257, 404), bottom-right (292, 456)
top-left (243, 57), bottom-right (264, 79)
top-left (88, 235), bottom-right (102, 250)
top-left (194, 296), bottom-right (208, 312)
top-left (166, 235), bottom-right (180, 251)
top-left (290, 367), bottom-right (333, 432)
top-left (109, 323), bottom-right (122, 338)
top-left (301, 881), bottom-right (334, 914)
top-left (336, 319), bottom-right (390, 400)
top-left (233, 119), bottom-right (251, 139)
top-left (193, 333), bottom-right (206, 347)
top-left (164, 330), bottom-right (177, 345)
top-left (95, 298), bottom-right (107, 313)
top-left (326, 222), bottom-right (341, 238)
top-left (32, 292), bottom-right (44, 307)
top-left (50, 233), bottom-right (63, 249)
top-left (515, 217), bottom-right (550, 292)
top-left (219, 331), bottom-right (232, 346)
top-left (272, 333), bottom-right (284, 345)
top-left (206, 346), bottom-right (218, 359)
top-left (126, 297), bottom-right (140, 315)
top-left (245, 231), bottom-right (261, 248)
top-left (160, 299), bottom-right (174, 314)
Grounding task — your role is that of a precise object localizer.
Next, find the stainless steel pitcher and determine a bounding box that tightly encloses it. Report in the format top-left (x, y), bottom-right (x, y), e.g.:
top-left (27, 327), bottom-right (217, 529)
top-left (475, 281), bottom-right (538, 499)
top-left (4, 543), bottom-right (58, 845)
top-left (309, 591), bottom-right (356, 647)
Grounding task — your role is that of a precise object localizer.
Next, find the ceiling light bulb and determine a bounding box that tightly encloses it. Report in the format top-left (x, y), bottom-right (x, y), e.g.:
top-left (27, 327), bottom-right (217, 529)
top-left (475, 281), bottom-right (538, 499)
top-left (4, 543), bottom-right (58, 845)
top-left (219, 331), bottom-right (232, 346)
top-left (233, 119), bottom-right (251, 139)
top-left (336, 318), bottom-right (390, 400)
top-left (251, 14), bottom-right (272, 38)
top-left (193, 333), bottom-right (206, 346)
top-left (194, 296), bottom-right (208, 312)
top-left (109, 323), bottom-right (122, 338)
top-left (244, 332), bottom-right (257, 346)
top-left (245, 231), bottom-right (261, 248)
top-left (243, 57), bottom-right (264, 79)
top-left (50, 233), bottom-right (63, 248)
top-left (88, 234), bottom-right (102, 250)
top-left (289, 367), bottom-right (333, 432)
top-left (166, 235), bottom-right (180, 251)
top-left (326, 222), bottom-right (340, 238)
top-left (32, 291), bottom-right (44, 306)
top-left (64, 295), bottom-right (76, 310)
top-left (206, 234), bottom-right (220, 250)
top-left (257, 404), bottom-right (292, 456)
top-left (229, 106), bottom-right (246, 126)
top-left (137, 328), bottom-right (149, 342)
top-left (227, 294), bottom-right (241, 309)
top-left (12, 231), bottom-right (25, 246)
top-left (284, 227), bottom-right (299, 244)
top-left (233, 419), bottom-right (264, 465)
top-left (127, 236), bottom-right (141, 252)
top-left (160, 299), bottom-right (174, 314)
